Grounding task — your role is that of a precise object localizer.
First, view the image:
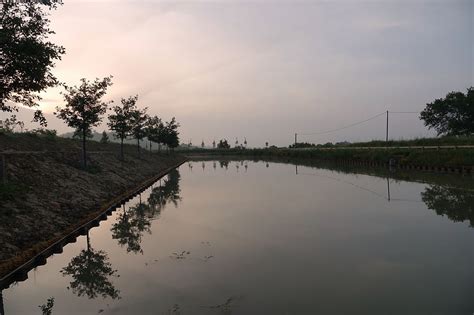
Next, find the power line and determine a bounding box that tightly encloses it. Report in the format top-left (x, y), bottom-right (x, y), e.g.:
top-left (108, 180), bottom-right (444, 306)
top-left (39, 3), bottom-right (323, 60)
top-left (298, 112), bottom-right (386, 136)
top-left (389, 111), bottom-right (420, 114)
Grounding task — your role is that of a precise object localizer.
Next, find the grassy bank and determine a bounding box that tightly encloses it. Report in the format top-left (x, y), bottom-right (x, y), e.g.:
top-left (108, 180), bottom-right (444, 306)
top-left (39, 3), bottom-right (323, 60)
top-left (183, 147), bottom-right (474, 169)
top-left (0, 133), bottom-right (185, 276)
top-left (291, 135), bottom-right (474, 148)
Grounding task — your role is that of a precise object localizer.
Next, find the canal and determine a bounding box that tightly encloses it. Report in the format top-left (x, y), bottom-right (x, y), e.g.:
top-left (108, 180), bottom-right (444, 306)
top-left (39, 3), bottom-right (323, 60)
top-left (2, 160), bottom-right (473, 314)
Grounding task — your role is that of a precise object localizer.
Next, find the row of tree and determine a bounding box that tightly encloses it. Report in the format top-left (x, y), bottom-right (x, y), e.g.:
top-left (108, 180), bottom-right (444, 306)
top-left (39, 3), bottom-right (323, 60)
top-left (55, 77), bottom-right (179, 167)
top-left (1, 2), bottom-right (179, 168)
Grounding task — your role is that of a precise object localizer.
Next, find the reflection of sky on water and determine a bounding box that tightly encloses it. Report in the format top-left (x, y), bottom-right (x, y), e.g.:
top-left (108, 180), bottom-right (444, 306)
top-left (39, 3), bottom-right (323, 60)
top-left (3, 161), bottom-right (474, 315)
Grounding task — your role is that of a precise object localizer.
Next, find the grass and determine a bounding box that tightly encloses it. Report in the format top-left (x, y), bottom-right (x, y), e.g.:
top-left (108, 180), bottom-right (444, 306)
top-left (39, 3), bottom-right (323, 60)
top-left (344, 136), bottom-right (474, 147)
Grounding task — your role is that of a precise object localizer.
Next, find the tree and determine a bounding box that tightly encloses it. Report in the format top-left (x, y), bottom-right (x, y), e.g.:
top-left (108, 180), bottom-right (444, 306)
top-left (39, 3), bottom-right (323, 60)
top-left (56, 77), bottom-right (112, 168)
top-left (162, 117), bottom-right (180, 152)
top-left (217, 139), bottom-right (230, 149)
top-left (129, 105), bottom-right (148, 158)
top-left (108, 95), bottom-right (136, 160)
top-left (201, 140), bottom-right (205, 148)
top-left (420, 87), bottom-right (474, 136)
top-left (1, 114), bottom-right (24, 132)
top-left (100, 131), bottom-right (109, 144)
top-left (1, 0), bottom-right (65, 125)
top-left (146, 115), bottom-right (163, 153)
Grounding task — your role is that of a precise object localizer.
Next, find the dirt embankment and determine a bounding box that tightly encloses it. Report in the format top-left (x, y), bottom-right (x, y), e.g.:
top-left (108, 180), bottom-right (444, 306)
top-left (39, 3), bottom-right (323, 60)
top-left (0, 134), bottom-right (186, 270)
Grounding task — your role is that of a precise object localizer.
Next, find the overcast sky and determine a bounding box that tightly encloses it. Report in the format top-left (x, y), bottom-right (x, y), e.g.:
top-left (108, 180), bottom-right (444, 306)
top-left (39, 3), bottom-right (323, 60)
top-left (6, 0), bottom-right (473, 146)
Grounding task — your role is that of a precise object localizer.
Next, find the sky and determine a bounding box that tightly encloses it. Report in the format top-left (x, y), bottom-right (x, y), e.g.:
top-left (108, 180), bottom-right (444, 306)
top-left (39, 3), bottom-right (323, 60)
top-left (5, 0), bottom-right (473, 147)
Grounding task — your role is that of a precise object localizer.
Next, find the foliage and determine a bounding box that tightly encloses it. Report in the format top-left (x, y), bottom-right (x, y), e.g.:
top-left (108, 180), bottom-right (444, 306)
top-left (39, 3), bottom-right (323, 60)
top-left (0, 0), bottom-right (65, 125)
top-left (289, 142), bottom-right (316, 149)
top-left (108, 95), bottom-right (137, 159)
top-left (162, 117), bottom-right (180, 150)
top-left (217, 139), bottom-right (230, 149)
top-left (27, 128), bottom-right (57, 138)
top-left (129, 103), bottom-right (148, 148)
top-left (56, 76), bottom-right (112, 167)
top-left (0, 115), bottom-right (24, 132)
top-left (72, 128), bottom-right (92, 140)
top-left (146, 115), bottom-right (163, 148)
top-left (343, 136), bottom-right (474, 148)
top-left (100, 130), bottom-right (109, 144)
top-left (183, 146), bottom-right (474, 167)
top-left (56, 77), bottom-right (113, 135)
top-left (38, 297), bottom-right (55, 315)
top-left (420, 87), bottom-right (473, 136)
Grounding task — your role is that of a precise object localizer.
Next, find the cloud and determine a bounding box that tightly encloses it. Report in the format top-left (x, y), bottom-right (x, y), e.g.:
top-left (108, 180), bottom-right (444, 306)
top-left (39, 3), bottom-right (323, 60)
top-left (30, 0), bottom-right (471, 146)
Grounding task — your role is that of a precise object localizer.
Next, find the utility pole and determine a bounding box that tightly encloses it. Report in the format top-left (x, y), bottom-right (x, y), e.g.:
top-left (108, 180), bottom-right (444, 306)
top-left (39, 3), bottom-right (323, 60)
top-left (386, 110), bottom-right (389, 142)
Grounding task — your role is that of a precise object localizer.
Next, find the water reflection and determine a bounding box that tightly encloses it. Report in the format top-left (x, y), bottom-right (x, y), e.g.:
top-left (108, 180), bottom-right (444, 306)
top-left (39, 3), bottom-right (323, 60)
top-left (4, 161), bottom-right (474, 314)
top-left (149, 169), bottom-right (181, 210)
top-left (219, 160), bottom-right (229, 170)
top-left (38, 297), bottom-right (55, 315)
top-left (111, 203), bottom-right (152, 254)
top-left (422, 184), bottom-right (474, 227)
top-left (112, 170), bottom-right (182, 254)
top-left (0, 290), bottom-right (4, 315)
top-left (61, 231), bottom-right (120, 300)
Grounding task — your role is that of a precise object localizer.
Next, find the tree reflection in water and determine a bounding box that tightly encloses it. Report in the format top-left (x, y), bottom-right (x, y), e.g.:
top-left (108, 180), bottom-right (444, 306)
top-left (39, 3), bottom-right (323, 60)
top-left (421, 184), bottom-right (474, 227)
top-left (148, 169), bottom-right (181, 212)
top-left (111, 203), bottom-right (151, 254)
top-left (0, 290), bottom-right (4, 315)
top-left (61, 231), bottom-right (120, 300)
top-left (219, 160), bottom-right (229, 170)
top-left (112, 169), bottom-right (181, 254)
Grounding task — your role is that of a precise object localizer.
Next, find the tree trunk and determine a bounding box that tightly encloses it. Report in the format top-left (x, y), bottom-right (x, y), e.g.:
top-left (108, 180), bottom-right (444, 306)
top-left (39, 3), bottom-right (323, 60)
top-left (120, 137), bottom-right (124, 160)
top-left (86, 230), bottom-right (90, 252)
top-left (82, 128), bottom-right (87, 169)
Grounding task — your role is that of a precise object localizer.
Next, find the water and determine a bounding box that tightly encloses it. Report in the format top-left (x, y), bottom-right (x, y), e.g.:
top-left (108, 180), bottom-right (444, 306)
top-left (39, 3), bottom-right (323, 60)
top-left (2, 160), bottom-right (474, 315)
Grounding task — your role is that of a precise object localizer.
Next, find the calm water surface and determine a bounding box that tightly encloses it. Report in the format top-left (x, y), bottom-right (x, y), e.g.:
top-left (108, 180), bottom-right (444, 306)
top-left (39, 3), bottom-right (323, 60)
top-left (2, 160), bottom-right (474, 315)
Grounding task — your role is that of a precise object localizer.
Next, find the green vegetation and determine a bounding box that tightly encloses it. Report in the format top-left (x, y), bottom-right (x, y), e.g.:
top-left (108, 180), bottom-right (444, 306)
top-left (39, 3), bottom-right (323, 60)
top-left (322, 136), bottom-right (473, 148)
top-left (184, 147), bottom-right (474, 168)
top-left (55, 77), bottom-right (113, 168)
top-left (420, 87), bottom-right (473, 136)
top-left (217, 139), bottom-right (231, 149)
top-left (1, 0), bottom-right (65, 125)
top-left (100, 131), bottom-right (109, 144)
